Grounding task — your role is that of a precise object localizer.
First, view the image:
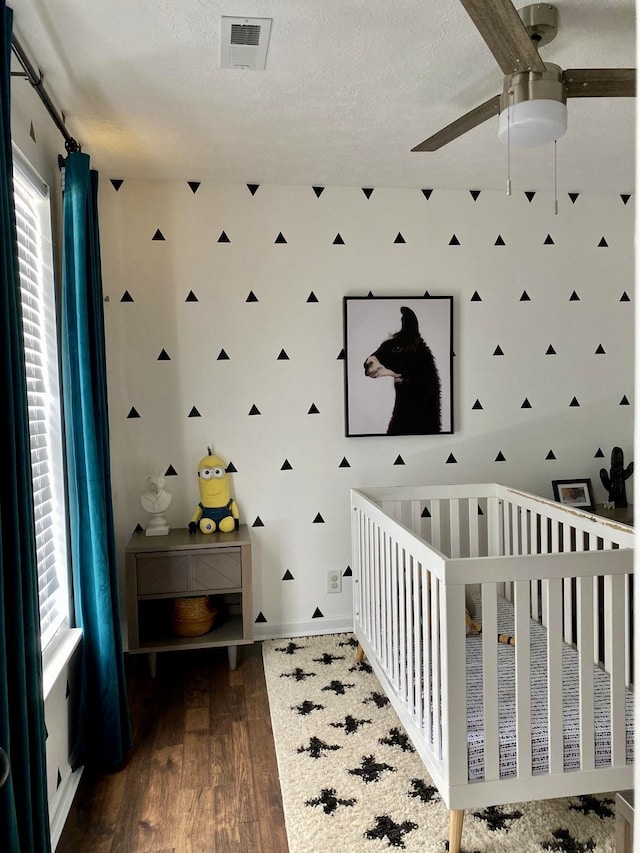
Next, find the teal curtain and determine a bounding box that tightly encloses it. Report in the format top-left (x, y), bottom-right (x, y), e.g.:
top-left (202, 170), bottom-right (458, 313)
top-left (0, 3), bottom-right (52, 851)
top-left (62, 152), bottom-right (131, 771)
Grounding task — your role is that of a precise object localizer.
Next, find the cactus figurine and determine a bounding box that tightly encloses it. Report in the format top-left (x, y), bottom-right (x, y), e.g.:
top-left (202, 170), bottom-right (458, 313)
top-left (599, 446), bottom-right (633, 508)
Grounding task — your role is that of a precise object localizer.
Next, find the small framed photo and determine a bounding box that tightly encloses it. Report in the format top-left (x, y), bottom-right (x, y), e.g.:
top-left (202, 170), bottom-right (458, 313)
top-left (552, 479), bottom-right (596, 511)
top-left (343, 295), bottom-right (453, 436)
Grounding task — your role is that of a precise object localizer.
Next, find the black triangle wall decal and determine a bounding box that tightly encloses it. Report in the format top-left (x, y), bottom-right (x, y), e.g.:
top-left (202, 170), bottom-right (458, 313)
top-left (472, 399), bottom-right (483, 410)
top-left (226, 461), bottom-right (237, 472)
top-left (333, 233), bottom-right (345, 244)
top-left (394, 232), bottom-right (406, 244)
top-left (520, 291), bottom-right (530, 301)
top-left (185, 290), bottom-right (199, 302)
top-left (621, 194), bottom-right (631, 205)
top-left (313, 513), bottom-right (325, 523)
top-left (134, 523), bottom-right (144, 533)
top-left (620, 395), bottom-right (630, 405)
top-left (569, 291), bottom-right (580, 301)
top-left (255, 611), bottom-right (267, 622)
top-left (246, 291), bottom-right (259, 302)
top-left (393, 455), bottom-right (405, 466)
top-left (281, 459), bottom-right (293, 470)
top-left (343, 566), bottom-right (352, 577)
top-left (337, 349), bottom-right (345, 360)
top-left (308, 403), bottom-right (320, 414)
top-left (569, 397), bottom-right (580, 407)
top-left (339, 457), bottom-right (350, 468)
top-left (595, 344), bottom-right (606, 354)
top-left (521, 398), bottom-right (532, 408)
top-left (421, 189), bottom-right (433, 200)
top-left (312, 186), bottom-right (324, 198)
top-left (277, 349), bottom-right (289, 360)
top-left (544, 234), bottom-right (554, 245)
top-left (494, 235), bottom-right (505, 246)
top-left (493, 345), bottom-right (504, 356)
top-left (423, 289), bottom-right (430, 297)
top-left (307, 292), bottom-right (318, 302)
top-left (595, 448), bottom-right (605, 458)
top-left (525, 191), bottom-right (536, 202)
top-left (120, 290), bottom-right (134, 302)
top-left (470, 291), bottom-right (482, 302)
top-left (253, 517), bottom-right (264, 527)
top-left (621, 292), bottom-right (631, 302)
top-left (249, 404), bottom-right (261, 415)
top-left (247, 184), bottom-right (259, 195)
top-left (56, 769), bottom-right (62, 788)
top-left (111, 179), bottom-right (124, 191)
top-left (217, 349), bottom-right (230, 360)
top-left (568, 192), bottom-right (579, 204)
top-left (546, 450), bottom-right (557, 460)
top-left (127, 407), bottom-right (141, 418)
top-left (449, 234), bottom-right (460, 245)
top-left (362, 188), bottom-right (374, 198)
top-left (188, 406), bottom-right (201, 418)
top-left (275, 232), bottom-right (287, 244)
top-left (218, 231), bottom-right (230, 243)
top-left (157, 349), bottom-right (171, 360)
top-left (495, 452), bottom-right (506, 462)
top-left (188, 181), bottom-right (200, 193)
top-left (421, 507), bottom-right (431, 518)
top-left (470, 190), bottom-right (481, 201)
top-left (598, 237), bottom-right (608, 247)
top-left (446, 453), bottom-right (457, 464)
top-left (152, 229), bottom-right (165, 241)
top-left (282, 570), bottom-right (294, 580)
top-left (312, 607), bottom-right (324, 618)
top-left (546, 345), bottom-right (557, 355)
top-left (165, 464), bottom-right (178, 476)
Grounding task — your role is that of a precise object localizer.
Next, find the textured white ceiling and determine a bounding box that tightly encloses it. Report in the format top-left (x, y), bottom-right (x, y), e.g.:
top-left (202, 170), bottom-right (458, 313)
top-left (8, 0), bottom-right (637, 191)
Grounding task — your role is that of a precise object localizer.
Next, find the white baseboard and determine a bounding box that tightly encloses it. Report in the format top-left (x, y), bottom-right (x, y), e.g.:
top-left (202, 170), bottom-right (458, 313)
top-left (50, 764), bottom-right (83, 851)
top-left (253, 615), bottom-right (354, 641)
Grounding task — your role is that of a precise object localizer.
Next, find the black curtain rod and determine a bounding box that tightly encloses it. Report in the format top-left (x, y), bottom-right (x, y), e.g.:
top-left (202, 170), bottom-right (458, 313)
top-left (11, 34), bottom-right (80, 154)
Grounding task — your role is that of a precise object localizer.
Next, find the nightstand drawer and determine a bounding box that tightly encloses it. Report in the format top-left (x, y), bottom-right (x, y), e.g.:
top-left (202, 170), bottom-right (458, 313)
top-left (137, 554), bottom-right (189, 595)
top-left (192, 549), bottom-right (241, 590)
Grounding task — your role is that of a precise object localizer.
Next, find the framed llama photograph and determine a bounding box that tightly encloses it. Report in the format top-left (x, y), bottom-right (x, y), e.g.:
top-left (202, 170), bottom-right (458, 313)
top-left (343, 295), bottom-right (453, 437)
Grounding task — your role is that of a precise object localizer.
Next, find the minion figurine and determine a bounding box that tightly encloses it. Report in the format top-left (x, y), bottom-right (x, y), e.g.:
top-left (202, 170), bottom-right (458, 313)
top-left (189, 447), bottom-right (239, 534)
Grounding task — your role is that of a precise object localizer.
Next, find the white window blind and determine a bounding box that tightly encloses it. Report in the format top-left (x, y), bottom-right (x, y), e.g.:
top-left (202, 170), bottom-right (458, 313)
top-left (13, 150), bottom-right (70, 652)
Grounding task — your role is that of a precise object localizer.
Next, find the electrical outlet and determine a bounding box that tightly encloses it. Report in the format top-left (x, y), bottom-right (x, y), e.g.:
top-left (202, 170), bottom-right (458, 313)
top-left (326, 569), bottom-right (342, 594)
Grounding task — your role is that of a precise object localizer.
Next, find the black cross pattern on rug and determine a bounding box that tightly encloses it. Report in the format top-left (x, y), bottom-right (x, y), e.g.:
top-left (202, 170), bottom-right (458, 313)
top-left (338, 636), bottom-right (360, 650)
top-left (313, 652), bottom-right (345, 665)
top-left (280, 667), bottom-right (316, 682)
top-left (292, 699), bottom-right (324, 716)
top-left (472, 804), bottom-right (523, 832)
top-left (329, 714), bottom-right (372, 735)
top-left (569, 794), bottom-right (614, 819)
top-left (296, 736), bottom-right (342, 760)
top-left (363, 690), bottom-right (390, 708)
top-left (379, 727), bottom-right (415, 753)
top-left (349, 659), bottom-right (373, 674)
top-left (348, 754), bottom-right (396, 783)
top-left (364, 814), bottom-right (418, 849)
top-left (321, 679), bottom-right (355, 695)
top-left (275, 641), bottom-right (307, 654)
top-left (408, 778), bottom-right (439, 803)
top-left (540, 828), bottom-right (596, 852)
top-left (305, 787), bottom-right (357, 815)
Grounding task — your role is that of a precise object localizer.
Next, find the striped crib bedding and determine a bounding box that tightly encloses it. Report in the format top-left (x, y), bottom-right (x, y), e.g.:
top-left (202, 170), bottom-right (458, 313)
top-left (465, 594), bottom-right (634, 781)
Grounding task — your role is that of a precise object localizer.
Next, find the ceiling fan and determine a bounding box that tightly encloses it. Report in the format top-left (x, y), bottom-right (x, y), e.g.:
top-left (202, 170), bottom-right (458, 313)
top-left (412, 0), bottom-right (636, 151)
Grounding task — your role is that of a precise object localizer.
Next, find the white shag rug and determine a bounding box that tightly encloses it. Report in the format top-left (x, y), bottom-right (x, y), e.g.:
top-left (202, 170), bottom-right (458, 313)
top-left (262, 633), bottom-right (617, 853)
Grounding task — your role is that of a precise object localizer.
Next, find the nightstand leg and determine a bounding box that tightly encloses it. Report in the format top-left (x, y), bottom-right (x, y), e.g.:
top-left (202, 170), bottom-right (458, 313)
top-left (227, 645), bottom-right (238, 670)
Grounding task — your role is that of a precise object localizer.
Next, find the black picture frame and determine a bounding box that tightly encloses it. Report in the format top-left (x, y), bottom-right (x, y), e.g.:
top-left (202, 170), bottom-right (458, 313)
top-left (343, 295), bottom-right (453, 437)
top-left (552, 478), bottom-right (596, 511)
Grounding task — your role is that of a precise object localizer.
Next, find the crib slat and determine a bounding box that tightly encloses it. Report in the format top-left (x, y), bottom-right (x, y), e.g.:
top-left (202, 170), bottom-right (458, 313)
top-left (449, 499), bottom-right (461, 558)
top-left (403, 552), bottom-right (412, 710)
top-left (399, 548), bottom-right (407, 699)
top-left (576, 575), bottom-right (595, 771)
top-left (391, 540), bottom-right (400, 688)
top-left (431, 500), bottom-right (441, 552)
top-left (413, 559), bottom-right (422, 723)
top-left (431, 576), bottom-right (441, 758)
top-left (514, 580), bottom-right (532, 778)
top-left (481, 583), bottom-right (499, 782)
top-left (487, 496), bottom-right (501, 557)
top-left (423, 567), bottom-right (432, 741)
top-left (606, 573), bottom-right (626, 766)
top-left (546, 577), bottom-right (563, 775)
top-left (468, 498), bottom-right (479, 557)
top-left (442, 583), bottom-right (467, 786)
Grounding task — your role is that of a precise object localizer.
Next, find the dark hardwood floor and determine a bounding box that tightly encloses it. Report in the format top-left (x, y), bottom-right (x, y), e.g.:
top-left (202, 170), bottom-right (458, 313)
top-left (57, 643), bottom-right (289, 852)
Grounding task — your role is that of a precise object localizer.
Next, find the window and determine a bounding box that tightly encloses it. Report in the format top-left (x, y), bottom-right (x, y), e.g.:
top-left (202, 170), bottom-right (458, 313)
top-left (13, 148), bottom-right (69, 652)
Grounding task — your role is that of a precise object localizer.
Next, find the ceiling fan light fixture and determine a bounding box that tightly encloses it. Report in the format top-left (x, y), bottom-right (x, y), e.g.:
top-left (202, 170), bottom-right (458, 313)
top-left (498, 98), bottom-right (567, 147)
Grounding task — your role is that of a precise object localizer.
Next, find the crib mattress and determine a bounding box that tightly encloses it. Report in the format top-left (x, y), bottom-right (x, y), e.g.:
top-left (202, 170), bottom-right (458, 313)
top-left (465, 595), bottom-right (634, 781)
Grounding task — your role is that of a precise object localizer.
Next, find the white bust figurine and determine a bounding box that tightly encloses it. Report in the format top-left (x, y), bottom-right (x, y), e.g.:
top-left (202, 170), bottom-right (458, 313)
top-left (141, 475), bottom-right (171, 535)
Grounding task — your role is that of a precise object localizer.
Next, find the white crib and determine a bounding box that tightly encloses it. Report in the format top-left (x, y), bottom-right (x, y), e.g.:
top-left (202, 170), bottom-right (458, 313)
top-left (351, 483), bottom-right (634, 853)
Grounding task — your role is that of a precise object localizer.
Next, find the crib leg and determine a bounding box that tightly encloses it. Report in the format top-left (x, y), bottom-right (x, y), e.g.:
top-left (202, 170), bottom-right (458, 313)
top-left (449, 810), bottom-right (464, 853)
top-left (355, 643), bottom-right (365, 663)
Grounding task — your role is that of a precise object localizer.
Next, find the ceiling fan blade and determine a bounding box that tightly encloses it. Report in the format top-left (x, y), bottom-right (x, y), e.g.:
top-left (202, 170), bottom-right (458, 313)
top-left (412, 95), bottom-right (500, 152)
top-left (459, 0), bottom-right (546, 75)
top-left (564, 68), bottom-right (636, 98)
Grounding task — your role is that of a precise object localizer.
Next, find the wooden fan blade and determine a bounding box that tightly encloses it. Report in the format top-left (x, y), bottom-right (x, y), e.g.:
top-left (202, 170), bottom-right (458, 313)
top-left (412, 95), bottom-right (500, 152)
top-left (459, 0), bottom-right (546, 75)
top-left (564, 68), bottom-right (636, 98)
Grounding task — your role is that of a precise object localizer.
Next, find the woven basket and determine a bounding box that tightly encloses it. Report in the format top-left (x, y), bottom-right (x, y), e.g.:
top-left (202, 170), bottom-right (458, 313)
top-left (171, 595), bottom-right (216, 637)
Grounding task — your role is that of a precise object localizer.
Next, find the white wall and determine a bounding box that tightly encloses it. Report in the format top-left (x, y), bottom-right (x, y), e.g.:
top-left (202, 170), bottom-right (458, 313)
top-left (99, 180), bottom-right (634, 640)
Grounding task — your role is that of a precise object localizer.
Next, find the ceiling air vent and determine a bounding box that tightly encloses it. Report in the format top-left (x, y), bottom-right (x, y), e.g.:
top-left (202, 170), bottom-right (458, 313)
top-left (221, 17), bottom-right (272, 70)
